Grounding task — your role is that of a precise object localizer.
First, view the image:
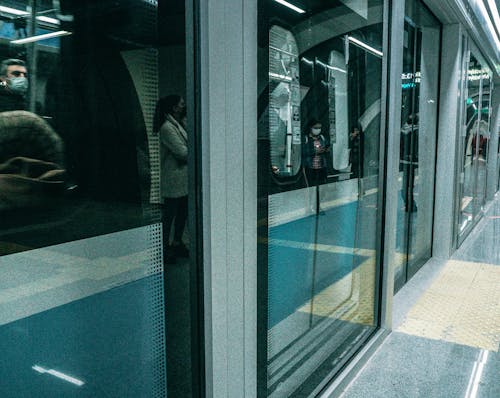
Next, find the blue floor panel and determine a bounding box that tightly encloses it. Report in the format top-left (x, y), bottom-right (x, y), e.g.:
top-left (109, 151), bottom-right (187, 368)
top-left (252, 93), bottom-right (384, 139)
top-left (267, 200), bottom-right (377, 328)
top-left (268, 240), bottom-right (368, 328)
top-left (0, 277), bottom-right (164, 398)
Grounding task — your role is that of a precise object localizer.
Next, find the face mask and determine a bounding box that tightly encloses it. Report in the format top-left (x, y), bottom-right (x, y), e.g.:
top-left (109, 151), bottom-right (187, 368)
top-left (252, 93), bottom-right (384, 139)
top-left (311, 128), bottom-right (321, 136)
top-left (8, 77), bottom-right (28, 95)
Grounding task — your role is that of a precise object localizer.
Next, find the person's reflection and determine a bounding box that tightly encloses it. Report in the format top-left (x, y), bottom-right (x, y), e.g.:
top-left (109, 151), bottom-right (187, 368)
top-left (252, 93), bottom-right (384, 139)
top-left (400, 114), bottom-right (418, 212)
top-left (302, 119), bottom-right (329, 215)
top-left (302, 119), bottom-right (329, 186)
top-left (349, 124), bottom-right (364, 178)
top-left (154, 95), bottom-right (188, 263)
top-left (0, 59), bottom-right (28, 112)
top-left (0, 111), bottom-right (66, 211)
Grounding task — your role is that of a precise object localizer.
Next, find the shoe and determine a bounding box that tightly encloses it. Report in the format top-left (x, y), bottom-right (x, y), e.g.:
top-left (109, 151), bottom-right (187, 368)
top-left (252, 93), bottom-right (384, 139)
top-left (172, 242), bottom-right (189, 258)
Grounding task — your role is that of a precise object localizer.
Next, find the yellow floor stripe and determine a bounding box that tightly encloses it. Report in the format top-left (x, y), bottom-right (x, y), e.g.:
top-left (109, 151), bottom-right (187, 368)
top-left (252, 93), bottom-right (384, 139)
top-left (295, 258), bottom-right (378, 327)
top-left (398, 259), bottom-right (500, 351)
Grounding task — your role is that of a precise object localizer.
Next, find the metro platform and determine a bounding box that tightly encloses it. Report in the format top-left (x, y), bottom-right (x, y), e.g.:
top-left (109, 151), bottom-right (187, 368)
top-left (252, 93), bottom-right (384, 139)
top-left (337, 195), bottom-right (500, 398)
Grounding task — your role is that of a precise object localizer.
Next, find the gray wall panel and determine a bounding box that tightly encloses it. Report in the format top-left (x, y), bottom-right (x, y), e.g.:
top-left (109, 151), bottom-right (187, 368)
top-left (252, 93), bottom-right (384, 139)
top-left (381, 0), bottom-right (405, 329)
top-left (433, 24), bottom-right (463, 258)
top-left (200, 0), bottom-right (257, 396)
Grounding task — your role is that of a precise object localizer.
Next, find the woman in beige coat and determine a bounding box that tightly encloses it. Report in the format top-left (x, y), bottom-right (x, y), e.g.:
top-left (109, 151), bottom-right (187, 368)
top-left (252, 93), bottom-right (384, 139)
top-left (154, 95), bottom-right (188, 262)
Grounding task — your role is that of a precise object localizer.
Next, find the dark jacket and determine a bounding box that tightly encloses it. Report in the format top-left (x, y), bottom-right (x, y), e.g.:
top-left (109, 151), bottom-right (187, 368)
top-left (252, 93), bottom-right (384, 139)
top-left (302, 133), bottom-right (328, 169)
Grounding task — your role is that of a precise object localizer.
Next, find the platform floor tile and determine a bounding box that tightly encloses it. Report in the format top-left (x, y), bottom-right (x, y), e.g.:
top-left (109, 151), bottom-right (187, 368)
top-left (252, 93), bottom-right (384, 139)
top-left (398, 259), bottom-right (500, 352)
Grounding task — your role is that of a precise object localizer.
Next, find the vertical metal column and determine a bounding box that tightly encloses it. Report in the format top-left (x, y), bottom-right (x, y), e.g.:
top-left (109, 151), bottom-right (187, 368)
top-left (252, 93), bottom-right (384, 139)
top-left (27, 0), bottom-right (38, 112)
top-left (433, 24), bottom-right (464, 257)
top-left (379, 0), bottom-right (405, 329)
top-left (486, 84), bottom-right (500, 199)
top-left (199, 0), bottom-right (257, 396)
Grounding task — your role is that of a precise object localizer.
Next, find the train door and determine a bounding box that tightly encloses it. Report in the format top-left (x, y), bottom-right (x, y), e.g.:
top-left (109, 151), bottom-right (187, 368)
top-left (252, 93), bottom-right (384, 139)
top-left (394, 0), bottom-right (440, 292)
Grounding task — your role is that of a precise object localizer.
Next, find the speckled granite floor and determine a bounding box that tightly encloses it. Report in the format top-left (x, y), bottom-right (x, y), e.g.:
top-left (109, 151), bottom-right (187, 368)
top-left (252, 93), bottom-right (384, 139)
top-left (340, 194), bottom-right (500, 398)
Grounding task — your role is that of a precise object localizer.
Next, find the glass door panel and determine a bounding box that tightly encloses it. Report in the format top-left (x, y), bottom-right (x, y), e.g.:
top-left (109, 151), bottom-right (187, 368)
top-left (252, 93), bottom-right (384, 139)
top-left (395, 1), bottom-right (440, 292)
top-left (0, 1), bottom-right (200, 397)
top-left (258, 1), bottom-right (385, 396)
top-left (458, 53), bottom-right (481, 242)
top-left (475, 78), bottom-right (491, 215)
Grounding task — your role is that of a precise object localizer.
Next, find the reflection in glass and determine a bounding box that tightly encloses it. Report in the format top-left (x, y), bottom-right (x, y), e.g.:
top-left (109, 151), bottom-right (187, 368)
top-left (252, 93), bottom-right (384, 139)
top-left (269, 26), bottom-right (301, 177)
top-left (258, 1), bottom-right (384, 396)
top-left (0, 1), bottom-right (195, 397)
top-left (394, 0), bottom-right (440, 291)
top-left (457, 53), bottom-right (491, 244)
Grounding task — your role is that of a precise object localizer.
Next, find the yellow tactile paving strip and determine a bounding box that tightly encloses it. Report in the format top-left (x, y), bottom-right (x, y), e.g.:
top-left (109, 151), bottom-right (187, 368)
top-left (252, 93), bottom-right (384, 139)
top-left (398, 259), bottom-right (500, 352)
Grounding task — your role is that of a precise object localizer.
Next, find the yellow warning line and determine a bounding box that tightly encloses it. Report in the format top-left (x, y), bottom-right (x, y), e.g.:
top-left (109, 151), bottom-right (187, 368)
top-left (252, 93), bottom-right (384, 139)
top-left (398, 259), bottom-right (500, 352)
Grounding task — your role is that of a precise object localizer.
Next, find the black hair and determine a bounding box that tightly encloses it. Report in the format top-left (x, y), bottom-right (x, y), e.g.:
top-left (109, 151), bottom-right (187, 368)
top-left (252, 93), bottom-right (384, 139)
top-left (0, 59), bottom-right (26, 77)
top-left (153, 95), bottom-right (181, 133)
top-left (305, 118), bottom-right (322, 133)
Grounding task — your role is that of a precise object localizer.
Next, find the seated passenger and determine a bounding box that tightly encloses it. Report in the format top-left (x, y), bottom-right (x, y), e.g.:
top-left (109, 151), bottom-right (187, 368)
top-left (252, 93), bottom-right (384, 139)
top-left (0, 59), bottom-right (28, 112)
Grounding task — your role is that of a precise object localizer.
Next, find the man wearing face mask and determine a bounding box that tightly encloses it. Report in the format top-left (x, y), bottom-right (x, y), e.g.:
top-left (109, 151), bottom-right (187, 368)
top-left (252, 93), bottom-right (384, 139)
top-left (0, 59), bottom-right (28, 112)
top-left (302, 119), bottom-right (330, 187)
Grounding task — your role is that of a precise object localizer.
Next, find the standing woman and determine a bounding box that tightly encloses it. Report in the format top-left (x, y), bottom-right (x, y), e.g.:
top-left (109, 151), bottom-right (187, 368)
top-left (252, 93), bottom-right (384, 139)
top-left (302, 119), bottom-right (329, 186)
top-left (154, 95), bottom-right (189, 262)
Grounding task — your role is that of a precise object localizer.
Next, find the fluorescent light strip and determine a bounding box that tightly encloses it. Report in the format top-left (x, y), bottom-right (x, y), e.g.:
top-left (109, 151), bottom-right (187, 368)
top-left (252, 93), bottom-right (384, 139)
top-left (37, 16), bottom-right (60, 25)
top-left (316, 59), bottom-right (347, 73)
top-left (348, 36), bottom-right (383, 58)
top-left (0, 5), bottom-right (27, 16)
top-left (487, 0), bottom-right (500, 38)
top-left (11, 30), bottom-right (72, 44)
top-left (274, 0), bottom-right (305, 14)
top-left (0, 6), bottom-right (60, 25)
top-left (476, 0), bottom-right (500, 51)
top-left (269, 72), bottom-right (292, 81)
top-left (32, 365), bottom-right (85, 387)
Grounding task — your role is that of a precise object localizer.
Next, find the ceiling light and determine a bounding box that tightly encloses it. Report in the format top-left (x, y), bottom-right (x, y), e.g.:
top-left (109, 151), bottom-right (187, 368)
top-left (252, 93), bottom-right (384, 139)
top-left (274, 0), bottom-right (305, 14)
top-left (347, 36), bottom-right (384, 58)
top-left (32, 365), bottom-right (85, 387)
top-left (37, 16), bottom-right (60, 25)
top-left (0, 6), bottom-right (60, 25)
top-left (0, 5), bottom-right (27, 16)
top-left (11, 30), bottom-right (72, 44)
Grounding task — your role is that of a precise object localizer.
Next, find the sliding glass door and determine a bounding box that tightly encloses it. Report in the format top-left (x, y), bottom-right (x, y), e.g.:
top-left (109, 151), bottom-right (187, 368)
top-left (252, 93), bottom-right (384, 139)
top-left (456, 49), bottom-right (493, 245)
top-left (258, 1), bottom-right (386, 396)
top-left (394, 0), bottom-right (440, 292)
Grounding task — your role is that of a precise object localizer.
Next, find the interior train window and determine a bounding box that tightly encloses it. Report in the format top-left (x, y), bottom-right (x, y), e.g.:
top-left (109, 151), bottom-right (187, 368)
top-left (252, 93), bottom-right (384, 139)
top-left (269, 25), bottom-right (301, 177)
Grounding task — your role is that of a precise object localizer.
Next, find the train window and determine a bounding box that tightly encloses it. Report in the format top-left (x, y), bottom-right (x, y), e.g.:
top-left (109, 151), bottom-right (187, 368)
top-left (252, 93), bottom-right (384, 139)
top-left (269, 25), bottom-right (301, 177)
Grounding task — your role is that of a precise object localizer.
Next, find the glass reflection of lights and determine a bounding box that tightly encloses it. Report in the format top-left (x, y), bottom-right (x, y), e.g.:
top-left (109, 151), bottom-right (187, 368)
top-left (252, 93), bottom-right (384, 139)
top-left (269, 72), bottom-right (292, 81)
top-left (274, 0), bottom-right (306, 14)
top-left (315, 59), bottom-right (347, 73)
top-left (32, 365), bottom-right (85, 386)
top-left (347, 36), bottom-right (383, 57)
top-left (465, 350), bottom-right (489, 398)
top-left (0, 6), bottom-right (60, 25)
top-left (11, 31), bottom-right (72, 45)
